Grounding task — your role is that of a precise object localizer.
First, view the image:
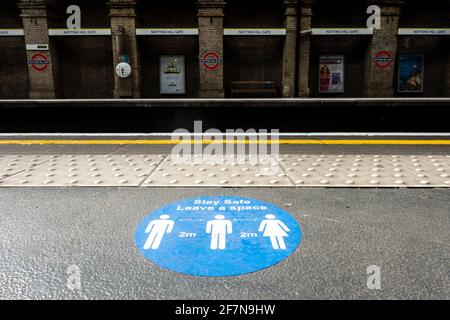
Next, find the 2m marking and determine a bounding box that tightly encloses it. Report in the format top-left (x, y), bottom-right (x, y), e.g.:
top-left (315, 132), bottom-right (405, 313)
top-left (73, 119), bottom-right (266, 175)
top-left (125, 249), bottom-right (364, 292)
top-left (240, 232), bottom-right (258, 238)
top-left (178, 232), bottom-right (197, 238)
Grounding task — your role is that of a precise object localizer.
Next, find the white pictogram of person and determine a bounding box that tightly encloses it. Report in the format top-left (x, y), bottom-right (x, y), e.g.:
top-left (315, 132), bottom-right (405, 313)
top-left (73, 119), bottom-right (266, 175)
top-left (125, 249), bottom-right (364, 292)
top-left (206, 215), bottom-right (232, 250)
top-left (258, 214), bottom-right (290, 250)
top-left (143, 215), bottom-right (174, 250)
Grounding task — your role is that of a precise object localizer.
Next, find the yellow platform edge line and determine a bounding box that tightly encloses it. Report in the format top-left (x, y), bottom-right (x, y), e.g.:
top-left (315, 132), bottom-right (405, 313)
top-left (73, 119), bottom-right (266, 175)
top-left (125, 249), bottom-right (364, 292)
top-left (0, 139), bottom-right (450, 145)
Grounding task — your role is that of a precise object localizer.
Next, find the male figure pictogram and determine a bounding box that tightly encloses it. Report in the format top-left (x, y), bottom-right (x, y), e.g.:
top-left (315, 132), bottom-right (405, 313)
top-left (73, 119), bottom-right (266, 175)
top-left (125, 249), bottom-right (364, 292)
top-left (206, 215), bottom-right (232, 250)
top-left (143, 215), bottom-right (174, 250)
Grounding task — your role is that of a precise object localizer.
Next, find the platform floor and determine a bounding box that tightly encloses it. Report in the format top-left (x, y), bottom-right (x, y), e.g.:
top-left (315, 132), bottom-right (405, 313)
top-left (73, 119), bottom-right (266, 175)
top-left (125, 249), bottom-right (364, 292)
top-left (1, 187), bottom-right (449, 299)
top-left (0, 136), bottom-right (449, 299)
top-left (0, 134), bottom-right (449, 188)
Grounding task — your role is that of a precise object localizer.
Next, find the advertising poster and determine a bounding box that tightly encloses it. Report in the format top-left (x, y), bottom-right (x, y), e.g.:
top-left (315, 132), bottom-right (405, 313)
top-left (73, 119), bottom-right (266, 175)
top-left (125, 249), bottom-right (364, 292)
top-left (160, 56), bottom-right (185, 94)
top-left (319, 55), bottom-right (345, 93)
top-left (398, 55), bottom-right (424, 93)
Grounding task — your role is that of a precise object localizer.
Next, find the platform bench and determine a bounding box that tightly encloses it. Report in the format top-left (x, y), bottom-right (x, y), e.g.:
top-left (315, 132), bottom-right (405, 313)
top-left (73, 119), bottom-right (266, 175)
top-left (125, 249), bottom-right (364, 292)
top-left (231, 81), bottom-right (277, 98)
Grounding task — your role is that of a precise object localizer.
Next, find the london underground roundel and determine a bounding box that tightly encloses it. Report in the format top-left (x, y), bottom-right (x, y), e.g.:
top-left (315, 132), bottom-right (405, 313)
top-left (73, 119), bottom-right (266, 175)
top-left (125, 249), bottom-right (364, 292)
top-left (373, 50), bottom-right (393, 69)
top-left (29, 53), bottom-right (50, 71)
top-left (200, 51), bottom-right (222, 71)
top-left (135, 196), bottom-right (302, 277)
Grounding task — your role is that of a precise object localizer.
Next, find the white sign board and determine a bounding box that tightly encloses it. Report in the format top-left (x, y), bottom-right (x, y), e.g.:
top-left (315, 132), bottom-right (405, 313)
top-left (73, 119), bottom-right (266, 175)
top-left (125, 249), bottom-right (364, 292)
top-left (223, 29), bottom-right (286, 36)
top-left (26, 44), bottom-right (49, 51)
top-left (136, 28), bottom-right (198, 36)
top-left (0, 29), bottom-right (24, 36)
top-left (160, 56), bottom-right (186, 95)
top-left (312, 28), bottom-right (374, 36)
top-left (319, 55), bottom-right (345, 93)
top-left (398, 28), bottom-right (450, 36)
top-left (49, 29), bottom-right (111, 36)
top-left (116, 62), bottom-right (132, 78)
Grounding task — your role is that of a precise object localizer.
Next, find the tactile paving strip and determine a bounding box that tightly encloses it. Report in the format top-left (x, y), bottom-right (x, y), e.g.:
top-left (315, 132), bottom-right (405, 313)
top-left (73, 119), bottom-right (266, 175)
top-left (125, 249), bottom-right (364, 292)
top-left (0, 154), bottom-right (449, 188)
top-left (0, 155), bottom-right (55, 180)
top-left (0, 155), bottom-right (165, 187)
top-left (278, 155), bottom-right (450, 187)
top-left (380, 155), bottom-right (450, 187)
top-left (142, 155), bottom-right (293, 187)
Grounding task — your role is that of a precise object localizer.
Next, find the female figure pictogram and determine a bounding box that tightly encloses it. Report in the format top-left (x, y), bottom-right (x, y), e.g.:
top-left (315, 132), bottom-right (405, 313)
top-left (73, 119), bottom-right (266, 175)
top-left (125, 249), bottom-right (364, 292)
top-left (258, 214), bottom-right (290, 250)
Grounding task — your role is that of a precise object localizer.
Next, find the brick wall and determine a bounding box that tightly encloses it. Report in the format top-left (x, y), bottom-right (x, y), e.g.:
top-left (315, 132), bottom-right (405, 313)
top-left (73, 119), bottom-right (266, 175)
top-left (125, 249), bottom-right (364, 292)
top-left (0, 38), bottom-right (29, 98)
top-left (282, 0), bottom-right (297, 97)
top-left (137, 0), bottom-right (197, 28)
top-left (47, 0), bottom-right (110, 28)
top-left (224, 0), bottom-right (285, 97)
top-left (298, 1), bottom-right (313, 97)
top-left (0, 0), bottom-right (448, 99)
top-left (1, 0), bottom-right (23, 28)
top-left (137, 0), bottom-right (198, 97)
top-left (43, 1), bottom-right (113, 98)
top-left (310, 37), bottom-right (370, 97)
top-left (109, 0), bottom-right (140, 98)
top-left (224, 0), bottom-right (284, 28)
top-left (362, 4), bottom-right (401, 97)
top-left (397, 0), bottom-right (449, 97)
top-left (397, 37), bottom-right (448, 97)
top-left (53, 37), bottom-right (114, 98)
top-left (447, 2), bottom-right (450, 97)
top-left (312, 1), bottom-right (367, 28)
top-left (399, 0), bottom-right (448, 27)
top-left (0, 1), bottom-right (28, 99)
top-left (198, 0), bottom-right (225, 98)
top-left (224, 37), bottom-right (283, 97)
top-left (19, 0), bottom-right (56, 99)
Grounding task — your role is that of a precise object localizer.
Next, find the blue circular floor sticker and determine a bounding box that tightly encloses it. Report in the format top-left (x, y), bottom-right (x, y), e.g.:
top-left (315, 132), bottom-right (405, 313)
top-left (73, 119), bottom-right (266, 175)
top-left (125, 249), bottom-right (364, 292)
top-left (135, 196), bottom-right (302, 277)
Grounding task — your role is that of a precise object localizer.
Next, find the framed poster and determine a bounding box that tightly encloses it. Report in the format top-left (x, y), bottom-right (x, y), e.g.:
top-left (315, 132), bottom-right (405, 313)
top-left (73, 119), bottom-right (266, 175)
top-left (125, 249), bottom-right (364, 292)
top-left (319, 55), bottom-right (345, 93)
top-left (398, 55), bottom-right (424, 93)
top-left (160, 56), bottom-right (185, 94)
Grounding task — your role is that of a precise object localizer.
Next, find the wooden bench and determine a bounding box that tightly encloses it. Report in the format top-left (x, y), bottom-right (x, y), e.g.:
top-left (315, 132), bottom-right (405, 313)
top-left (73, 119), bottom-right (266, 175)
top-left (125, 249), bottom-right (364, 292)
top-left (231, 81), bottom-right (277, 98)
